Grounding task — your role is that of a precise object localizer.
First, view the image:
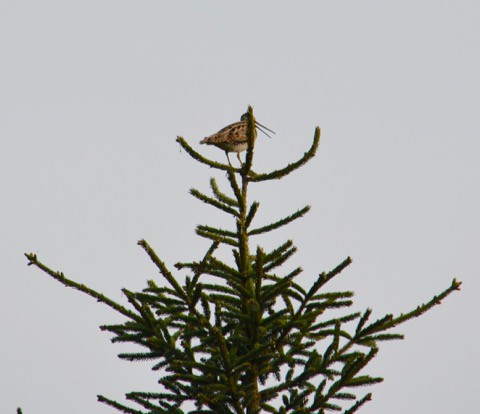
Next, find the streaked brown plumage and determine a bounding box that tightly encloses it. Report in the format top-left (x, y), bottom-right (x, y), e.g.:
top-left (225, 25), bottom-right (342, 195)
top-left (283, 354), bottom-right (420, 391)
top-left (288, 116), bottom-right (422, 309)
top-left (200, 113), bottom-right (274, 165)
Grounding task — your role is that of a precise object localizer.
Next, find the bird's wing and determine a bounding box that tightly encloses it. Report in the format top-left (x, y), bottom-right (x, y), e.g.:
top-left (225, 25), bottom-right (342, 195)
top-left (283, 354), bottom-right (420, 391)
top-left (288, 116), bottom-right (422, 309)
top-left (201, 121), bottom-right (246, 144)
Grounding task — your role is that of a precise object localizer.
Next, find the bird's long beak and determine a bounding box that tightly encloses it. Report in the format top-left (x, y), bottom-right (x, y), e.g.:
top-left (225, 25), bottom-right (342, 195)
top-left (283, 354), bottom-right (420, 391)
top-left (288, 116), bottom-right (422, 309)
top-left (255, 121), bottom-right (276, 139)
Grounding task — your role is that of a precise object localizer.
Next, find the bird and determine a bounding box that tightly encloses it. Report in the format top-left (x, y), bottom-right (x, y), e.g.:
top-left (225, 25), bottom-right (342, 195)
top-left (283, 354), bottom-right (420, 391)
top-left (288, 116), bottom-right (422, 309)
top-left (200, 112), bottom-right (275, 165)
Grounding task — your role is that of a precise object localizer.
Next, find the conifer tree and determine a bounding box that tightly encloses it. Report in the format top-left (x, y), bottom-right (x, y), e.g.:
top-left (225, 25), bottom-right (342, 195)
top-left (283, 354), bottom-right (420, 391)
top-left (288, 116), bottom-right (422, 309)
top-left (25, 106), bottom-right (461, 414)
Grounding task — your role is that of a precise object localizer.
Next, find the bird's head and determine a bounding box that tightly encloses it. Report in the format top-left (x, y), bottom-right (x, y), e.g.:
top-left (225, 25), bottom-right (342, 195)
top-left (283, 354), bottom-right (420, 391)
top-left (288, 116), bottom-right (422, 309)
top-left (240, 112), bottom-right (276, 139)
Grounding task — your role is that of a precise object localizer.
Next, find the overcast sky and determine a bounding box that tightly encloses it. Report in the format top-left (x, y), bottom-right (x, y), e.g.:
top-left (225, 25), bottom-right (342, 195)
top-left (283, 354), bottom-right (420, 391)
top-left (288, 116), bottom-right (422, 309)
top-left (1, 2), bottom-right (478, 414)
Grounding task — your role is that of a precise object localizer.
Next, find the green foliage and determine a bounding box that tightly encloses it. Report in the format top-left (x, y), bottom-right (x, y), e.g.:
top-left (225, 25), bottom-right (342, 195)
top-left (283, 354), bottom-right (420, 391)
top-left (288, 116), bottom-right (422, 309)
top-left (25, 106), bottom-right (461, 414)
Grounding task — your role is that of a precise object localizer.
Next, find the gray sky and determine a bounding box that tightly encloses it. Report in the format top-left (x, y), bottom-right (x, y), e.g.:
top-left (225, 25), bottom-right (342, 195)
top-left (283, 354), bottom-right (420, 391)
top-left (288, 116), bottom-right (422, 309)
top-left (1, 2), bottom-right (478, 413)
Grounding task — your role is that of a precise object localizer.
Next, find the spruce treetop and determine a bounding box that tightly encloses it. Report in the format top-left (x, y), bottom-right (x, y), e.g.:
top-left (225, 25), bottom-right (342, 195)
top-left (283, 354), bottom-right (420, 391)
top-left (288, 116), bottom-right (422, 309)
top-left (24, 106), bottom-right (461, 414)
